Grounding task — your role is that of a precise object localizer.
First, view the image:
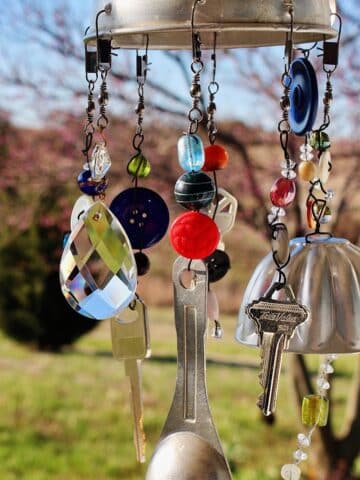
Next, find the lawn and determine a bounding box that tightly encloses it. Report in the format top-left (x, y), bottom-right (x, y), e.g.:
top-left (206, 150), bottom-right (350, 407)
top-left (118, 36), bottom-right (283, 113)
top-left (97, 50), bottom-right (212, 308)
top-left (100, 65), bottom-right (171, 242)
top-left (0, 308), bottom-right (358, 480)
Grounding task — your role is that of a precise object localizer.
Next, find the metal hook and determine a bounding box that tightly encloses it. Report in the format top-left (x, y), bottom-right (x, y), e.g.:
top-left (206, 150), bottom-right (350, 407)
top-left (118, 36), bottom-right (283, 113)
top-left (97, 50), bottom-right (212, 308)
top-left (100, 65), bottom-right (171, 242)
top-left (136, 35), bottom-right (151, 84)
top-left (211, 32), bottom-right (217, 83)
top-left (296, 42), bottom-right (318, 59)
top-left (191, 0), bottom-right (205, 60)
top-left (283, 1), bottom-right (294, 73)
top-left (318, 12), bottom-right (342, 73)
top-left (95, 5), bottom-right (113, 72)
top-left (84, 26), bottom-right (99, 82)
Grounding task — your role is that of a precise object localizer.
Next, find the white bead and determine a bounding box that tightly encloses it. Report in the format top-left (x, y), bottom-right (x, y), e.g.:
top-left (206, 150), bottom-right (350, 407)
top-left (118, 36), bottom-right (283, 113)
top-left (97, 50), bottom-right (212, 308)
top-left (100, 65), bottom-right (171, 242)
top-left (297, 433), bottom-right (311, 448)
top-left (281, 463), bottom-right (301, 480)
top-left (281, 159), bottom-right (296, 169)
top-left (300, 144), bottom-right (313, 153)
top-left (318, 150), bottom-right (332, 184)
top-left (300, 152), bottom-right (314, 161)
top-left (281, 169), bottom-right (297, 179)
top-left (268, 214), bottom-right (276, 224)
top-left (70, 195), bottom-right (95, 231)
top-left (317, 378), bottom-right (330, 390)
top-left (325, 189), bottom-right (335, 200)
top-left (271, 206), bottom-right (286, 216)
top-left (322, 364), bottom-right (334, 374)
top-left (293, 449), bottom-right (308, 462)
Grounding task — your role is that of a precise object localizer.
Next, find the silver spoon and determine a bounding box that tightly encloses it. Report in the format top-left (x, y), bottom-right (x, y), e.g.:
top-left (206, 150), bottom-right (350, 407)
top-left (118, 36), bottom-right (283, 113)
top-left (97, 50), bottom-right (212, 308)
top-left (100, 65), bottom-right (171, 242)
top-left (146, 257), bottom-right (232, 480)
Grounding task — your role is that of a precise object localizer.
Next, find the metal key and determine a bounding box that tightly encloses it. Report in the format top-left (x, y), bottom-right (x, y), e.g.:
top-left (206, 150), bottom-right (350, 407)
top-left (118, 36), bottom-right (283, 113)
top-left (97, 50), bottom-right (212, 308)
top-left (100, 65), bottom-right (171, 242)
top-left (246, 284), bottom-right (308, 416)
top-left (111, 296), bottom-right (151, 463)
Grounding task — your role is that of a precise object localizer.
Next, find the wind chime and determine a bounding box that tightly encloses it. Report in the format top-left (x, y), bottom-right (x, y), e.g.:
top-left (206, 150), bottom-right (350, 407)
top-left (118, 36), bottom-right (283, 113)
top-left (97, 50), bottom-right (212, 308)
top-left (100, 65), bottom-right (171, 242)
top-left (59, 1), bottom-right (360, 479)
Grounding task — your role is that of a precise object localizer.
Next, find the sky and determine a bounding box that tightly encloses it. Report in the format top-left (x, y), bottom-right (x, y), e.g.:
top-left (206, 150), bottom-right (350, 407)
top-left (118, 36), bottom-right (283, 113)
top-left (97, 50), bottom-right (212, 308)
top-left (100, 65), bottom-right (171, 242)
top-left (0, 0), bottom-right (357, 137)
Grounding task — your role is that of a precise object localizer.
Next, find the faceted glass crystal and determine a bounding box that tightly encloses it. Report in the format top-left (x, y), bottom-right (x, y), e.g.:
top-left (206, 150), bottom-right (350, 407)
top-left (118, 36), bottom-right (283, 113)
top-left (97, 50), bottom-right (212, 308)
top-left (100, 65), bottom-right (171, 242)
top-left (89, 143), bottom-right (112, 180)
top-left (281, 464), bottom-right (301, 480)
top-left (70, 195), bottom-right (95, 231)
top-left (60, 201), bottom-right (137, 320)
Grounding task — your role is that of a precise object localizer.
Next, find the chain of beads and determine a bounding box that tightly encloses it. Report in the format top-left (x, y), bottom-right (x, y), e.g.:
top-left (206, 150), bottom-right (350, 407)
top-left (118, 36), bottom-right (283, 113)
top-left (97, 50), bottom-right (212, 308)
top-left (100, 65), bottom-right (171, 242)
top-left (280, 355), bottom-right (337, 480)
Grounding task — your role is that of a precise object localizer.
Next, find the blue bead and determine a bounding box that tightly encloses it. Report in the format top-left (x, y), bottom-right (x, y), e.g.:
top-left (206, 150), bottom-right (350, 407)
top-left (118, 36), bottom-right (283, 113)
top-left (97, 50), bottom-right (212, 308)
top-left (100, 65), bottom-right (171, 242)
top-left (177, 134), bottom-right (205, 172)
top-left (77, 169), bottom-right (108, 196)
top-left (110, 187), bottom-right (170, 250)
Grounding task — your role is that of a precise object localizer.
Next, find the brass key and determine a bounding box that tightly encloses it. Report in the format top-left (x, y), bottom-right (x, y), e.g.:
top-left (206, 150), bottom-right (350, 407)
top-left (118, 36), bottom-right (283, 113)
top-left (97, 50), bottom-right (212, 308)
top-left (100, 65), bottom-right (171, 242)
top-left (111, 296), bottom-right (151, 463)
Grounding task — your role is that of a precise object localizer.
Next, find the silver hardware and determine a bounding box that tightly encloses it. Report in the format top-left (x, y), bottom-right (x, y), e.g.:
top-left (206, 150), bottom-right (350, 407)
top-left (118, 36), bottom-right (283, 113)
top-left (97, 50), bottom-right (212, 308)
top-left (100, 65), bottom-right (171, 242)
top-left (246, 286), bottom-right (308, 416)
top-left (146, 257), bottom-right (232, 480)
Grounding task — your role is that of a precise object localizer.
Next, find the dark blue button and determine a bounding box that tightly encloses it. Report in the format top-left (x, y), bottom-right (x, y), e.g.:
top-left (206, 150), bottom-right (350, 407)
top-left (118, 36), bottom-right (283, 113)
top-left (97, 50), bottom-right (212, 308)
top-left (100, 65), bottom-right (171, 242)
top-left (289, 58), bottom-right (319, 136)
top-left (110, 187), bottom-right (170, 250)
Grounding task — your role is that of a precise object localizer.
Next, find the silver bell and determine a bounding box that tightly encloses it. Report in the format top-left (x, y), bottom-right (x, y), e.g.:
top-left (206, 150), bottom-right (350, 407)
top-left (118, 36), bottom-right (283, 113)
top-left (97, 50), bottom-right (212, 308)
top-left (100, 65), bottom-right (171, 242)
top-left (236, 237), bottom-right (360, 354)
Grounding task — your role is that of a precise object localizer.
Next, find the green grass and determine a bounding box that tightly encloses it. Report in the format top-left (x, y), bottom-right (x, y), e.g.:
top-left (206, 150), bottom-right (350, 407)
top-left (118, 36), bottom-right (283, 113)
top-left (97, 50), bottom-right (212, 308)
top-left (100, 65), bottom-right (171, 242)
top-left (0, 308), bottom-right (358, 480)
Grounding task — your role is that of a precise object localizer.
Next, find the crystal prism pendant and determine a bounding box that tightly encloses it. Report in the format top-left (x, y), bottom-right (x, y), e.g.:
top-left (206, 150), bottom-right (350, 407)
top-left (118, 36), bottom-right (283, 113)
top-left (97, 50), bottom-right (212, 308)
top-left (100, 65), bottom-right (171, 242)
top-left (89, 143), bottom-right (112, 180)
top-left (60, 201), bottom-right (137, 320)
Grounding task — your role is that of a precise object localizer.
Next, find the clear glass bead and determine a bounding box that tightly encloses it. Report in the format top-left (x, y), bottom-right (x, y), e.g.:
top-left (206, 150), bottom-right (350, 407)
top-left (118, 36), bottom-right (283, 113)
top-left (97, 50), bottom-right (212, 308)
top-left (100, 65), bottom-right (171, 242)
top-left (280, 159), bottom-right (296, 170)
top-left (271, 206), bottom-right (286, 217)
top-left (281, 169), bottom-right (297, 179)
top-left (317, 378), bottom-right (330, 390)
top-left (211, 321), bottom-right (223, 339)
top-left (281, 464), bottom-right (301, 480)
top-left (327, 354), bottom-right (338, 361)
top-left (293, 450), bottom-right (308, 462)
top-left (300, 144), bottom-right (313, 153)
top-left (322, 363), bottom-right (334, 374)
top-left (297, 433), bottom-right (311, 448)
top-left (89, 143), bottom-right (112, 180)
top-left (325, 189), bottom-right (335, 200)
top-left (300, 152), bottom-right (314, 161)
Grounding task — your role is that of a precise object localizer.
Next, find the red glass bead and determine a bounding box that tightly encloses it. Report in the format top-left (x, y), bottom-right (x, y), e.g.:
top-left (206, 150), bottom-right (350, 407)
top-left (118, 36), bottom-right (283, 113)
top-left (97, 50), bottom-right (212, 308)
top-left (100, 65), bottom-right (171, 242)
top-left (203, 144), bottom-right (229, 171)
top-left (270, 177), bottom-right (296, 208)
top-left (169, 211), bottom-right (220, 259)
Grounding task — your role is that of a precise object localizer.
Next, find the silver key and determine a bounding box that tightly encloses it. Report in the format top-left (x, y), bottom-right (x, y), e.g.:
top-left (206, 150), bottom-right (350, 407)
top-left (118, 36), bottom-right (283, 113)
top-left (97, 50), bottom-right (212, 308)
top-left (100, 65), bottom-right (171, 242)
top-left (246, 285), bottom-right (308, 416)
top-left (111, 296), bottom-right (151, 463)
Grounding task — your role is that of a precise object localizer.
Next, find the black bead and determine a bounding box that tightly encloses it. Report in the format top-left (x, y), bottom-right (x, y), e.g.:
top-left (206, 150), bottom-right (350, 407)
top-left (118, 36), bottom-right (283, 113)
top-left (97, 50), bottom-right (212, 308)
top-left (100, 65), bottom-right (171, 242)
top-left (174, 171), bottom-right (215, 210)
top-left (135, 251), bottom-right (150, 276)
top-left (204, 249), bottom-right (231, 283)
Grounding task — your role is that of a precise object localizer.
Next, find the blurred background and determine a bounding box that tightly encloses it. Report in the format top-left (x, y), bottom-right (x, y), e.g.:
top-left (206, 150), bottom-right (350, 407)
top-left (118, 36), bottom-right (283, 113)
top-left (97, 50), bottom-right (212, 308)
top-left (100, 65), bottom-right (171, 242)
top-left (0, 1), bottom-right (359, 479)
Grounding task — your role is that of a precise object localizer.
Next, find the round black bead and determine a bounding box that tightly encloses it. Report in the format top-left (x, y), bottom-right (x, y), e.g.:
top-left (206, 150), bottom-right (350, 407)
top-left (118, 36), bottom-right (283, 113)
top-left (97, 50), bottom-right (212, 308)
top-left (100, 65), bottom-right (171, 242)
top-left (135, 252), bottom-right (151, 276)
top-left (174, 171), bottom-right (215, 210)
top-left (204, 249), bottom-right (231, 283)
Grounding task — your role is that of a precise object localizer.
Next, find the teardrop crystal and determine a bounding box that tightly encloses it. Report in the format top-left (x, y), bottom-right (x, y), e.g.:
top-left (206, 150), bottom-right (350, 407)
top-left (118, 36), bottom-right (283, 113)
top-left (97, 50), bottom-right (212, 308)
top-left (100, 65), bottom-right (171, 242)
top-left (60, 201), bottom-right (137, 320)
top-left (70, 195), bottom-right (95, 231)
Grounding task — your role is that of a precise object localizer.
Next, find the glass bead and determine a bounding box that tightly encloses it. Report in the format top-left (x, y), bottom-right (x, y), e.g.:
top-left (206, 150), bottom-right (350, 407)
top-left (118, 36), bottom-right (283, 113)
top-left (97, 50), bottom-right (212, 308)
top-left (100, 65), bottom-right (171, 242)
top-left (270, 178), bottom-right (296, 208)
top-left (317, 377), bottom-right (330, 390)
top-left (281, 464), bottom-right (301, 480)
top-left (325, 189), bottom-right (335, 201)
top-left (281, 169), bottom-right (297, 180)
top-left (77, 169), bottom-right (108, 196)
top-left (300, 143), bottom-right (313, 153)
top-left (169, 211), bottom-right (220, 259)
top-left (203, 144), bottom-right (229, 171)
top-left (297, 433), bottom-right (311, 448)
top-left (134, 251), bottom-right (150, 276)
top-left (302, 394), bottom-right (329, 427)
top-left (300, 152), bottom-right (314, 161)
top-left (320, 206), bottom-right (332, 224)
top-left (110, 187), bottom-right (169, 250)
top-left (318, 150), bottom-right (332, 184)
top-left (211, 322), bottom-right (223, 339)
top-left (204, 249), bottom-right (231, 283)
top-left (310, 131), bottom-right (331, 150)
top-left (89, 143), bottom-right (112, 180)
top-left (174, 171), bottom-right (215, 210)
top-left (271, 206), bottom-right (286, 217)
top-left (177, 133), bottom-right (205, 172)
top-left (127, 153), bottom-right (151, 178)
top-left (298, 161), bottom-right (317, 182)
top-left (322, 363), bottom-right (334, 374)
top-left (207, 289), bottom-right (219, 321)
top-left (293, 450), bottom-right (308, 462)
top-left (70, 195), bottom-right (95, 231)
top-left (59, 201), bottom-right (137, 320)
top-left (271, 223), bottom-right (290, 266)
top-left (327, 354), bottom-right (338, 361)
top-left (280, 159), bottom-right (296, 170)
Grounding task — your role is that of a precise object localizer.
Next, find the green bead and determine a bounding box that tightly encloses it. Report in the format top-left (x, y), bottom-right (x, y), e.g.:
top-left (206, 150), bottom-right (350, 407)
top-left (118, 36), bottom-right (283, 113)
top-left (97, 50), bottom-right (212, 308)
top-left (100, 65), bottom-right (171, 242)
top-left (309, 131), bottom-right (331, 150)
top-left (127, 153), bottom-right (151, 178)
top-left (302, 394), bottom-right (329, 427)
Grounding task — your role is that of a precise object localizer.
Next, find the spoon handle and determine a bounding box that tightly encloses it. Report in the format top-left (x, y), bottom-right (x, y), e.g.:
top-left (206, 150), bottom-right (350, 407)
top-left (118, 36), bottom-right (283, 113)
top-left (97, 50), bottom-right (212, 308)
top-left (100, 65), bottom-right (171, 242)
top-left (160, 256), bottom-right (224, 455)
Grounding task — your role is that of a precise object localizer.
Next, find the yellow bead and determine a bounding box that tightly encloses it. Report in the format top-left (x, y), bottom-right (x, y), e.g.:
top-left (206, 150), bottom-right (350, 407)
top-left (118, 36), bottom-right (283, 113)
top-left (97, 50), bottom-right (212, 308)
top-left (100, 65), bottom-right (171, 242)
top-left (298, 161), bottom-right (317, 181)
top-left (302, 395), bottom-right (329, 427)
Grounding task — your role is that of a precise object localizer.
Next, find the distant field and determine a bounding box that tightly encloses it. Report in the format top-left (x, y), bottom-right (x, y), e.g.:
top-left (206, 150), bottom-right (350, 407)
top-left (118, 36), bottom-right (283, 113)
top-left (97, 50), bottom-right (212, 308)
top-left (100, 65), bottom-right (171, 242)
top-left (0, 308), bottom-right (358, 480)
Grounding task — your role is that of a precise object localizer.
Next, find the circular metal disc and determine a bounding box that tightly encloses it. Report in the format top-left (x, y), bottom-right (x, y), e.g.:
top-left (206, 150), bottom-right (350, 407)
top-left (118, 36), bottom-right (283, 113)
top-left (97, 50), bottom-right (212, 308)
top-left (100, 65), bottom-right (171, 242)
top-left (289, 58), bottom-right (319, 136)
top-left (85, 0), bottom-right (337, 50)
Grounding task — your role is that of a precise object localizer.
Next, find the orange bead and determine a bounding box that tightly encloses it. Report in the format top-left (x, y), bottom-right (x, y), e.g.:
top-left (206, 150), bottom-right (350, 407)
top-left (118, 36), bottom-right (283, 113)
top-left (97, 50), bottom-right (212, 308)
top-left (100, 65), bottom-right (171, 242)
top-left (298, 161), bottom-right (317, 182)
top-left (203, 144), bottom-right (229, 171)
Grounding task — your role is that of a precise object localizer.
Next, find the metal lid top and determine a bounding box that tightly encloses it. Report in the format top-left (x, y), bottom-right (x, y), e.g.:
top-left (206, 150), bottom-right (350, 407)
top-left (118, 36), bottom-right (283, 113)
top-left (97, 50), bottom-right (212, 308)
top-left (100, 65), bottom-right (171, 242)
top-left (84, 0), bottom-right (337, 50)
